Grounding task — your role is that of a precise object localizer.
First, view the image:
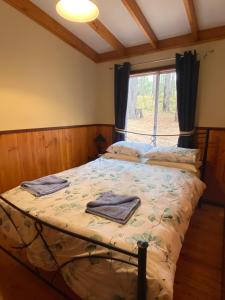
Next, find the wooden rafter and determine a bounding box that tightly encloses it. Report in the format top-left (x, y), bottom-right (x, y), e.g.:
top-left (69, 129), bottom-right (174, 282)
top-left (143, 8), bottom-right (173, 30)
top-left (89, 19), bottom-right (125, 54)
top-left (121, 0), bottom-right (158, 48)
top-left (3, 0), bottom-right (99, 62)
top-left (99, 25), bottom-right (225, 62)
top-left (183, 0), bottom-right (199, 40)
top-left (4, 0), bottom-right (225, 63)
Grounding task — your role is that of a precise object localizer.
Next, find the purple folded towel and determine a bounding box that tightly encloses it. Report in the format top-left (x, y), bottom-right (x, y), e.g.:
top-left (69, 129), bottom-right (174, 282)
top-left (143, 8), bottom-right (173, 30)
top-left (21, 175), bottom-right (69, 197)
top-left (86, 192), bottom-right (140, 224)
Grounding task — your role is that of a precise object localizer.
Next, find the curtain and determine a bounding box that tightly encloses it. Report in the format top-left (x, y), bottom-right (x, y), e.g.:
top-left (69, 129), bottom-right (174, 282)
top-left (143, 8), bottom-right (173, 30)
top-left (176, 51), bottom-right (200, 148)
top-left (114, 62), bottom-right (131, 142)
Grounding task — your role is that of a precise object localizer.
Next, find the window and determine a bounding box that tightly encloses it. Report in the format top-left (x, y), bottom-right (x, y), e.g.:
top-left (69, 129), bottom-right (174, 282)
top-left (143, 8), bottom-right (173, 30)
top-left (126, 67), bottom-right (179, 146)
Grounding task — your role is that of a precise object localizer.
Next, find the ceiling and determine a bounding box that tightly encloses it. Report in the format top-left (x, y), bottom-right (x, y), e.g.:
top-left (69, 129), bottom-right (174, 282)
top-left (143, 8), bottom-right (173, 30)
top-left (5, 0), bottom-right (225, 62)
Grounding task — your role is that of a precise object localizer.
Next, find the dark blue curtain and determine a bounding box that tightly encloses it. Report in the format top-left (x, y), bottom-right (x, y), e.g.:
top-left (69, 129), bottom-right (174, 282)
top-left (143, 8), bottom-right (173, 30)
top-left (176, 51), bottom-right (200, 148)
top-left (114, 62), bottom-right (131, 142)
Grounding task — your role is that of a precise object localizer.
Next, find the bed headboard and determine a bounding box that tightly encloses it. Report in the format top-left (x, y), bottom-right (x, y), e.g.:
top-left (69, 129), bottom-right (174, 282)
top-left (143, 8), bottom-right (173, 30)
top-left (114, 127), bottom-right (210, 182)
top-left (193, 128), bottom-right (210, 181)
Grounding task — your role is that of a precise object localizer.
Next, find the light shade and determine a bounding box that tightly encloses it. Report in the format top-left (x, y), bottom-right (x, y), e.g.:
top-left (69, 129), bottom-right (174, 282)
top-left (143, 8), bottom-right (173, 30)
top-left (56, 0), bottom-right (99, 23)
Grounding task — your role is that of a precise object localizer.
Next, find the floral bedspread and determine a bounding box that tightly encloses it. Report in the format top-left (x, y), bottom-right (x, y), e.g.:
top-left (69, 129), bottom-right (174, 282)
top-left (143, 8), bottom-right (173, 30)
top-left (0, 157), bottom-right (205, 300)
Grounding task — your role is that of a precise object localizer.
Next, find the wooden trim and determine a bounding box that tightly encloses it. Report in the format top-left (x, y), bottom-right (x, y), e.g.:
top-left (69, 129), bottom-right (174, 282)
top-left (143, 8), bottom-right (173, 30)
top-left (199, 25), bottom-right (225, 40)
top-left (223, 208), bottom-right (225, 300)
top-left (89, 19), bottom-right (125, 54)
top-left (3, 0), bottom-right (99, 62)
top-left (99, 25), bottom-right (225, 62)
top-left (5, 0), bottom-right (225, 63)
top-left (0, 124), bottom-right (114, 135)
top-left (2, 125), bottom-right (222, 136)
top-left (121, 0), bottom-right (158, 48)
top-left (202, 198), bottom-right (225, 208)
top-left (183, 0), bottom-right (198, 40)
top-left (197, 126), bottom-right (225, 130)
top-left (130, 64), bottom-right (175, 75)
top-left (98, 34), bottom-right (193, 61)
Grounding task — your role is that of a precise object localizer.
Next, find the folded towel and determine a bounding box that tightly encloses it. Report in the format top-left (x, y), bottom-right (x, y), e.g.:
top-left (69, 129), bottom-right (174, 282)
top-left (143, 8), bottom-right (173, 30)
top-left (21, 175), bottom-right (70, 197)
top-left (86, 192), bottom-right (140, 224)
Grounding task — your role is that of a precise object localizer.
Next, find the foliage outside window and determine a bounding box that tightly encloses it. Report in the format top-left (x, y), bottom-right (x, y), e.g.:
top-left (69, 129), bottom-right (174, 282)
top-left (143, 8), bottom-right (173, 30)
top-left (126, 69), bottom-right (179, 146)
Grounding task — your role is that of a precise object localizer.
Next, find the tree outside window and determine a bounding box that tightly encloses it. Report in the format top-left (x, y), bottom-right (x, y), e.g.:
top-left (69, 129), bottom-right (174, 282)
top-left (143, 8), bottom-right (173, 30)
top-left (126, 68), bottom-right (178, 146)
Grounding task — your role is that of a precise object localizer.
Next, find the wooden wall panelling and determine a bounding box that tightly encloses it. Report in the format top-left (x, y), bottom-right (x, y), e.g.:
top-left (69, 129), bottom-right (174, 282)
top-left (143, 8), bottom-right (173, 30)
top-left (77, 126), bottom-right (89, 164)
top-left (195, 128), bottom-right (225, 206)
top-left (30, 131), bottom-right (48, 178)
top-left (2, 125), bottom-right (224, 207)
top-left (97, 125), bottom-right (114, 150)
top-left (86, 125), bottom-right (114, 157)
top-left (57, 128), bottom-right (71, 171)
top-left (0, 133), bottom-right (23, 192)
top-left (204, 129), bottom-right (225, 205)
top-left (0, 125), bottom-right (113, 194)
top-left (45, 129), bottom-right (64, 175)
top-left (16, 131), bottom-right (45, 180)
top-left (87, 125), bottom-right (98, 157)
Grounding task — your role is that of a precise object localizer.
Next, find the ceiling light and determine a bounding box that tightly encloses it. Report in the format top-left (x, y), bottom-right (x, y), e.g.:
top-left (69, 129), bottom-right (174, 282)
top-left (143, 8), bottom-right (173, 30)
top-left (56, 0), bottom-right (99, 23)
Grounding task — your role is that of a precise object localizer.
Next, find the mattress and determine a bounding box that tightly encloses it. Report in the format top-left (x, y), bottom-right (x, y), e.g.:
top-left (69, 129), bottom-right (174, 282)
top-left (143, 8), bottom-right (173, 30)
top-left (0, 157), bottom-right (205, 300)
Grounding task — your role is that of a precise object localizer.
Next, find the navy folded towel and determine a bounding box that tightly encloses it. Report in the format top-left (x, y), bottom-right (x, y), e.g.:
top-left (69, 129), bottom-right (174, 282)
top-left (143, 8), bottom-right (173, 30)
top-left (85, 192), bottom-right (140, 224)
top-left (21, 175), bottom-right (70, 197)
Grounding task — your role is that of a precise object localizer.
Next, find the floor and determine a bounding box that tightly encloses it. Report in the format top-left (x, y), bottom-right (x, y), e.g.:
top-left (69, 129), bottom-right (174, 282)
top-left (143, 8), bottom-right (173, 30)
top-left (0, 204), bottom-right (223, 300)
top-left (174, 204), bottom-right (224, 300)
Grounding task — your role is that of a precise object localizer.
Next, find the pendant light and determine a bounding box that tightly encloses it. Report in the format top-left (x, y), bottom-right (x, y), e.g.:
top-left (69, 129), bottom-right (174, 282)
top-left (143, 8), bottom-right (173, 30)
top-left (56, 0), bottom-right (99, 23)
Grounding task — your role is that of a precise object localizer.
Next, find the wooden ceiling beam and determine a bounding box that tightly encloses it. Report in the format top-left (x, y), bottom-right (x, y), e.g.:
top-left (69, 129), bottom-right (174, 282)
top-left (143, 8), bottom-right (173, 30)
top-left (121, 0), bottom-right (158, 48)
top-left (4, 0), bottom-right (225, 64)
top-left (98, 25), bottom-right (225, 62)
top-left (3, 0), bottom-right (99, 62)
top-left (89, 19), bottom-right (125, 54)
top-left (183, 0), bottom-right (199, 40)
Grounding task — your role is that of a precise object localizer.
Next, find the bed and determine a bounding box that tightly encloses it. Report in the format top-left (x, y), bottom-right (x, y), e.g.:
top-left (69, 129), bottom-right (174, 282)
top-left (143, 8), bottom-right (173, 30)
top-left (0, 143), bottom-right (206, 300)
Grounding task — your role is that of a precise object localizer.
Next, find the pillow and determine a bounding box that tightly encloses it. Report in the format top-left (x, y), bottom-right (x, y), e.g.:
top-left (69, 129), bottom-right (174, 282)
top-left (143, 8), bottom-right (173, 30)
top-left (145, 160), bottom-right (199, 174)
top-left (106, 141), bottom-right (153, 157)
top-left (103, 152), bottom-right (142, 162)
top-left (144, 146), bottom-right (200, 164)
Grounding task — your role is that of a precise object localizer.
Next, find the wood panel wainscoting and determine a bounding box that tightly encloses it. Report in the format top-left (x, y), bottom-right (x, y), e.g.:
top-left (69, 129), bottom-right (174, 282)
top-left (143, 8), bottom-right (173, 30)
top-left (0, 124), bottom-right (224, 300)
top-left (0, 124), bottom-right (113, 194)
top-left (0, 125), bottom-right (224, 206)
top-left (204, 128), bottom-right (225, 206)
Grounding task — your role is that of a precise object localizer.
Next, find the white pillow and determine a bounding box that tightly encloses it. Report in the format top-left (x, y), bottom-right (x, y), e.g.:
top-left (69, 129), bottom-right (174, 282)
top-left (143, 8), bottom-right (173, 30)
top-left (144, 146), bottom-right (200, 164)
top-left (107, 141), bottom-right (153, 157)
top-left (145, 160), bottom-right (199, 174)
top-left (103, 152), bottom-right (142, 162)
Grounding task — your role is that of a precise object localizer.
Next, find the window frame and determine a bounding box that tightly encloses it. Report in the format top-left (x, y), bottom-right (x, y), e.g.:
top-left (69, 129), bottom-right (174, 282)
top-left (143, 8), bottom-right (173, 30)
top-left (126, 64), bottom-right (178, 146)
top-left (130, 64), bottom-right (176, 76)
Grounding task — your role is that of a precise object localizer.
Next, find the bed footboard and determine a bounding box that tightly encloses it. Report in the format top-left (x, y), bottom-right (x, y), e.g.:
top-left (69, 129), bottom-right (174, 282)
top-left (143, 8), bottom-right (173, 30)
top-left (137, 241), bottom-right (149, 300)
top-left (0, 195), bottom-right (148, 300)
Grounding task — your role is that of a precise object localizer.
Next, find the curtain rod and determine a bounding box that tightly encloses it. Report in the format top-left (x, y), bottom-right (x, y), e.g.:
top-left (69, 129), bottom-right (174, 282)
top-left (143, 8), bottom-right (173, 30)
top-left (109, 57), bottom-right (174, 70)
top-left (108, 49), bottom-right (214, 70)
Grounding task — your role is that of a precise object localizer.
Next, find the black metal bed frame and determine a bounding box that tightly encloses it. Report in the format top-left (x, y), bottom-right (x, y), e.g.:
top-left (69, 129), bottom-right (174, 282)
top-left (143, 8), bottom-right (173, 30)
top-left (0, 129), bottom-right (210, 300)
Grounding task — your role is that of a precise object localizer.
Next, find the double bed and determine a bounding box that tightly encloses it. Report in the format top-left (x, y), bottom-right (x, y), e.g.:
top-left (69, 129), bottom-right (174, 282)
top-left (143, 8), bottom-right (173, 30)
top-left (0, 149), bottom-right (206, 300)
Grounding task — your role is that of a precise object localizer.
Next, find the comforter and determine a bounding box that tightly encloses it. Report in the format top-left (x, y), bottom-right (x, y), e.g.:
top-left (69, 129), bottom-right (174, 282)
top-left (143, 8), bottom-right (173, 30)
top-left (0, 157), bottom-right (205, 300)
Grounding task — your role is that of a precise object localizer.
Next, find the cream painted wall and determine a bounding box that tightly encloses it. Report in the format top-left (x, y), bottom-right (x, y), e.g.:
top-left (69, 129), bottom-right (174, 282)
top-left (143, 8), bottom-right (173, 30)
top-left (0, 0), bottom-right (97, 131)
top-left (1, 0), bottom-right (225, 131)
top-left (96, 39), bottom-right (225, 128)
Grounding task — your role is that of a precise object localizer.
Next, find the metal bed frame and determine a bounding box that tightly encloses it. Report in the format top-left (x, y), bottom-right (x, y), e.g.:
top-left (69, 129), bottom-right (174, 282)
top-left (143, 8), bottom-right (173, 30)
top-left (0, 129), bottom-right (210, 300)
